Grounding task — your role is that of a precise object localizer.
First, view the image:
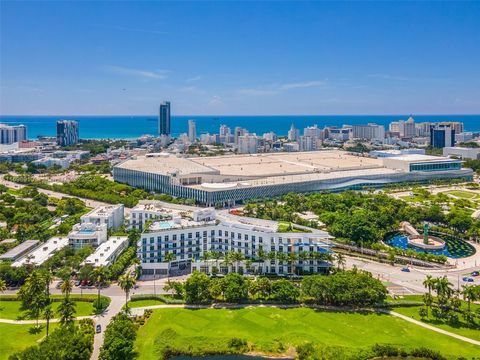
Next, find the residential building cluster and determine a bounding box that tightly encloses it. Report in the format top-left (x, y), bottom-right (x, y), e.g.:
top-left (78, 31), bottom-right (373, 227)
top-left (0, 204), bottom-right (127, 268)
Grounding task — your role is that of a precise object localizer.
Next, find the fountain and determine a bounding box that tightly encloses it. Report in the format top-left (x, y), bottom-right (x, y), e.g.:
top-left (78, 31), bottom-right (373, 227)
top-left (400, 221), bottom-right (446, 251)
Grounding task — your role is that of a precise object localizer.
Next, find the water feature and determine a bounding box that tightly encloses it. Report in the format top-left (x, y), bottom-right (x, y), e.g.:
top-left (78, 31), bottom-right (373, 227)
top-left (384, 232), bottom-right (475, 258)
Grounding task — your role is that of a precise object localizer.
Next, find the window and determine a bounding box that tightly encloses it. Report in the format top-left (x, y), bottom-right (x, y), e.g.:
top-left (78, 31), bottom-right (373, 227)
top-left (173, 234), bottom-right (177, 240)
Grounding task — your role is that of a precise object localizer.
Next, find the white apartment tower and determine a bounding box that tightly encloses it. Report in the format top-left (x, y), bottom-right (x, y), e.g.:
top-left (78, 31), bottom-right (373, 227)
top-left (188, 119), bottom-right (196, 142)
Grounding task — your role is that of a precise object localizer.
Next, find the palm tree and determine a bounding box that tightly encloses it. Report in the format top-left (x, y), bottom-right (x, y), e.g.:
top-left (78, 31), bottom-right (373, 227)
top-left (276, 252), bottom-right (288, 273)
top-left (43, 305), bottom-right (54, 337)
top-left (60, 279), bottom-right (73, 297)
top-left (119, 272), bottom-right (136, 310)
top-left (0, 279), bottom-right (6, 307)
top-left (202, 251), bottom-right (212, 272)
top-left (57, 296), bottom-right (76, 326)
top-left (164, 252), bottom-right (176, 280)
top-left (434, 276), bottom-right (454, 298)
top-left (335, 253), bottom-right (346, 270)
top-left (287, 252), bottom-right (298, 275)
top-left (223, 252), bottom-right (233, 273)
top-left (423, 275), bottom-right (435, 296)
top-left (231, 252), bottom-right (245, 273)
top-left (211, 251), bottom-right (221, 273)
top-left (462, 285), bottom-right (478, 312)
top-left (92, 266), bottom-right (109, 306)
top-left (256, 248), bottom-right (267, 274)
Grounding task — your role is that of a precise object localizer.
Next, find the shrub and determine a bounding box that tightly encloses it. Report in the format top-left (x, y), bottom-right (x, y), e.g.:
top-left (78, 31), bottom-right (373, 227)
top-left (371, 344), bottom-right (399, 357)
top-left (93, 297), bottom-right (110, 314)
top-left (410, 347), bottom-right (447, 360)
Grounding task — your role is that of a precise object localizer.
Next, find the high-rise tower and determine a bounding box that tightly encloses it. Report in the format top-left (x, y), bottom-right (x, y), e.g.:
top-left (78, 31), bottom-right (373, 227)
top-left (158, 101), bottom-right (171, 136)
top-left (56, 120), bottom-right (79, 146)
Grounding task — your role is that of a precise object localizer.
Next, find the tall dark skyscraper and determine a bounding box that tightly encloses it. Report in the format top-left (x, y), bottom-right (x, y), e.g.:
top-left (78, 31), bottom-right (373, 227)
top-left (57, 120), bottom-right (79, 146)
top-left (158, 101), bottom-right (171, 136)
top-left (430, 124), bottom-right (455, 149)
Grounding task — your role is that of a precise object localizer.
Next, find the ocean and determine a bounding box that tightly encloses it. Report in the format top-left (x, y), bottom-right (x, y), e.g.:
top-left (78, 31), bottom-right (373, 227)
top-left (0, 115), bottom-right (479, 140)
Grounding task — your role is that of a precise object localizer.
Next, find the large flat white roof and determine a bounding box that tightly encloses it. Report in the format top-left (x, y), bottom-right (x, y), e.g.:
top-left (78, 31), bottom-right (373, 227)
top-left (12, 237), bottom-right (68, 267)
top-left (82, 204), bottom-right (123, 218)
top-left (387, 154), bottom-right (459, 162)
top-left (84, 236), bottom-right (128, 267)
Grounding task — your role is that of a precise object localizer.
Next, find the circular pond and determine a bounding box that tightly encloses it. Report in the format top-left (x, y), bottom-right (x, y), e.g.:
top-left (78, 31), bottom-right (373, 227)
top-left (384, 233), bottom-right (476, 259)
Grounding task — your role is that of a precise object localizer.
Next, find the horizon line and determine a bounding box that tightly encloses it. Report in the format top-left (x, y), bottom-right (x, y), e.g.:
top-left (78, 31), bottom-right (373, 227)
top-left (1, 113), bottom-right (479, 117)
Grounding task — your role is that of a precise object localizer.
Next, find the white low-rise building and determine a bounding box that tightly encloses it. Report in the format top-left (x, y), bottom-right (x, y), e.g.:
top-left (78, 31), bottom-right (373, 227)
top-left (137, 202), bottom-right (333, 278)
top-left (83, 236), bottom-right (129, 267)
top-left (81, 204), bottom-right (124, 229)
top-left (68, 223), bottom-right (108, 249)
top-left (12, 237), bottom-right (69, 267)
top-left (443, 147), bottom-right (480, 160)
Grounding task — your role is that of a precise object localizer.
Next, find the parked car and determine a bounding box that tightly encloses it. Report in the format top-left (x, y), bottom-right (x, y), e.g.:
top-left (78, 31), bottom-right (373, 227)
top-left (74, 280), bottom-right (81, 286)
top-left (401, 267), bottom-right (410, 272)
top-left (96, 324), bottom-right (102, 333)
top-left (471, 271), bottom-right (479, 277)
top-left (463, 277), bottom-right (474, 282)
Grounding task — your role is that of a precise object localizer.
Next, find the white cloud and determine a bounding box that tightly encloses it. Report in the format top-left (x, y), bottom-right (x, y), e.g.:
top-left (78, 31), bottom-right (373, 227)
top-left (186, 75), bottom-right (202, 82)
top-left (179, 86), bottom-right (206, 94)
top-left (237, 88), bottom-right (279, 96)
top-left (106, 65), bottom-right (169, 80)
top-left (368, 73), bottom-right (412, 81)
top-left (237, 80), bottom-right (326, 96)
top-left (278, 80), bottom-right (326, 90)
top-left (208, 95), bottom-right (224, 106)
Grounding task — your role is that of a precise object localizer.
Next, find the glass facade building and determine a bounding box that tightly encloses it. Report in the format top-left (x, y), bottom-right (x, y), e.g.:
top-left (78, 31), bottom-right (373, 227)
top-left (56, 120), bottom-right (79, 146)
top-left (158, 101), bottom-right (171, 136)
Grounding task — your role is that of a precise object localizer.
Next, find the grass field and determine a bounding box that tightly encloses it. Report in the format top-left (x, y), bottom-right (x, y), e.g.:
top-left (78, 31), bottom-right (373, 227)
top-left (0, 295), bottom-right (99, 320)
top-left (393, 305), bottom-right (480, 341)
top-left (128, 299), bottom-right (166, 308)
top-left (134, 308), bottom-right (480, 360)
top-left (444, 190), bottom-right (480, 200)
top-left (0, 322), bottom-right (60, 358)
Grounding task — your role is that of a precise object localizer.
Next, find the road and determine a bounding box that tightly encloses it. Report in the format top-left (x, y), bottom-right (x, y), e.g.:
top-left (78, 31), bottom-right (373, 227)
top-left (346, 255), bottom-right (480, 295)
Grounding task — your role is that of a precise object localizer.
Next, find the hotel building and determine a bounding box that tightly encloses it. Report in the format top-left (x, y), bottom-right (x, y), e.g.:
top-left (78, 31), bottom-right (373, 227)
top-left (132, 201), bottom-right (333, 277)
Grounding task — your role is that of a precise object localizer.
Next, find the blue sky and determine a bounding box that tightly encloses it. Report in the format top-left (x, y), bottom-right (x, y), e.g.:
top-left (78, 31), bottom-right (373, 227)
top-left (1, 1), bottom-right (479, 115)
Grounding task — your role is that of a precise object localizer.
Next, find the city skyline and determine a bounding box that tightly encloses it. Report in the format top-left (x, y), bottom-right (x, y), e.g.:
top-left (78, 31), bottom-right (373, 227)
top-left (1, 1), bottom-right (479, 116)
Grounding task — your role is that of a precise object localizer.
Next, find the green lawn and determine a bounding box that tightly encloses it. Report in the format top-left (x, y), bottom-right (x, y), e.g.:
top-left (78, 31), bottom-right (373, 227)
top-left (277, 221), bottom-right (309, 233)
top-left (393, 305), bottom-right (480, 341)
top-left (134, 308), bottom-right (480, 360)
top-left (0, 298), bottom-right (95, 320)
top-left (0, 322), bottom-right (59, 358)
top-left (444, 190), bottom-right (479, 200)
top-left (128, 299), bottom-right (166, 308)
